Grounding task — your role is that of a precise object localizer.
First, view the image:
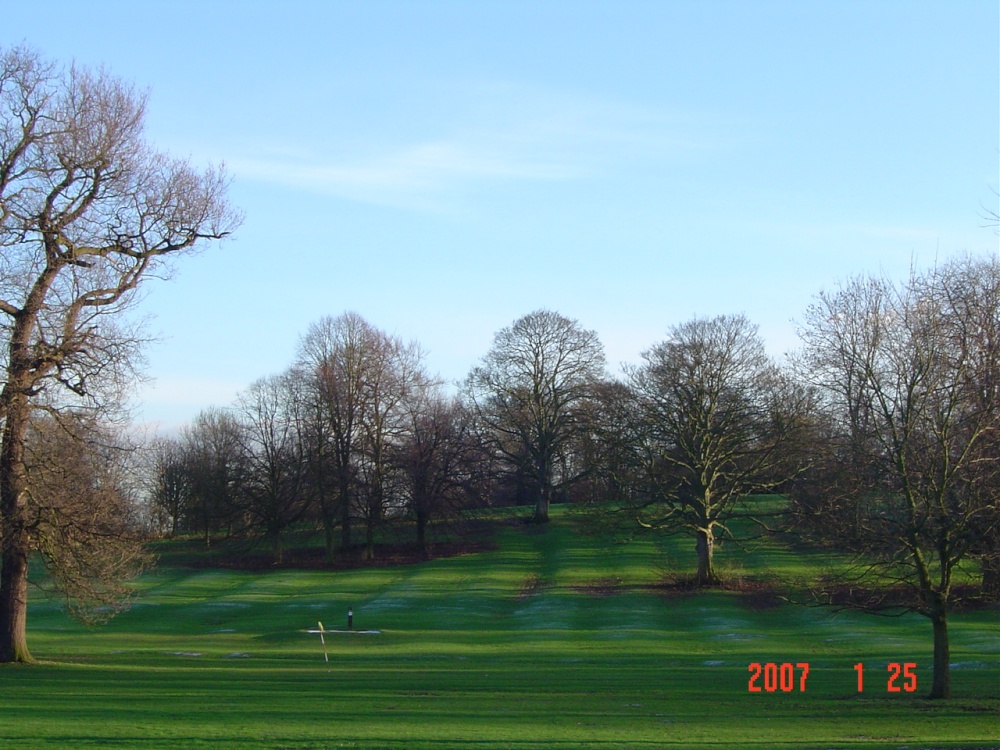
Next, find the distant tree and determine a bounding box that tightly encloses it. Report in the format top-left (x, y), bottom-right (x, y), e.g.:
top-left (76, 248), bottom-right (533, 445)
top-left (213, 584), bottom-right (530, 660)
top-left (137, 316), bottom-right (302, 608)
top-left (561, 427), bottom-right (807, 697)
top-left (296, 313), bottom-right (426, 560)
top-left (147, 437), bottom-right (191, 537)
top-left (0, 46), bottom-right (239, 663)
top-left (354, 329), bottom-right (426, 560)
top-left (795, 255), bottom-right (1000, 699)
top-left (392, 393), bottom-right (490, 554)
top-left (180, 408), bottom-right (246, 547)
top-left (576, 378), bottom-right (648, 524)
top-left (465, 310), bottom-right (606, 523)
top-left (625, 315), bottom-right (812, 585)
top-left (565, 378), bottom-right (643, 508)
top-left (291, 363), bottom-right (341, 563)
top-left (236, 372), bottom-right (312, 564)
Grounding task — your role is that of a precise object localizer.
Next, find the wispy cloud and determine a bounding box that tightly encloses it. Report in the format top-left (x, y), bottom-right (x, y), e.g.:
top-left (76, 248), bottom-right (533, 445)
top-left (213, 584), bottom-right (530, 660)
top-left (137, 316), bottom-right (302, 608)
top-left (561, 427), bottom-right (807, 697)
top-left (231, 139), bottom-right (575, 207)
top-left (228, 83), bottom-right (707, 210)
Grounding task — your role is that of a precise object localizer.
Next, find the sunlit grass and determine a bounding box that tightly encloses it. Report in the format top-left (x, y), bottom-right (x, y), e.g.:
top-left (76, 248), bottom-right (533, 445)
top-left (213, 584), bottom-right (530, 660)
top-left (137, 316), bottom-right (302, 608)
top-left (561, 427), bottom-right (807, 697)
top-left (8, 505), bottom-right (999, 749)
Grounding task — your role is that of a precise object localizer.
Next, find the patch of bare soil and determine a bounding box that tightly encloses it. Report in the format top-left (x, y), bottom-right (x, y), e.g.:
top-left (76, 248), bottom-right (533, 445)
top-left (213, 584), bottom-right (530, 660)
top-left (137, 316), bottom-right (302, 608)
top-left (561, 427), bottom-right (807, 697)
top-left (735, 581), bottom-right (785, 610)
top-left (645, 575), bottom-right (786, 609)
top-left (572, 576), bottom-right (625, 596)
top-left (517, 573), bottom-right (545, 600)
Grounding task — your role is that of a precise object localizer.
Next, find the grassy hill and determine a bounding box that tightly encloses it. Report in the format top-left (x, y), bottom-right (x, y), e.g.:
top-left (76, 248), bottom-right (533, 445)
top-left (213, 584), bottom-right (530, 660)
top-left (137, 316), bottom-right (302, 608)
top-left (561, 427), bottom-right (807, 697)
top-left (9, 505), bottom-right (1000, 749)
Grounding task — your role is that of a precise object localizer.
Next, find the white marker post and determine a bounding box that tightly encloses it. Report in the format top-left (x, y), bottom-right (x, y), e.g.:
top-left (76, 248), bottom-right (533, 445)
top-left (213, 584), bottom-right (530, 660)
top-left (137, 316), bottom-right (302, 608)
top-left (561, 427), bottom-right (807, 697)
top-left (305, 619), bottom-right (381, 663)
top-left (308, 620), bottom-right (329, 663)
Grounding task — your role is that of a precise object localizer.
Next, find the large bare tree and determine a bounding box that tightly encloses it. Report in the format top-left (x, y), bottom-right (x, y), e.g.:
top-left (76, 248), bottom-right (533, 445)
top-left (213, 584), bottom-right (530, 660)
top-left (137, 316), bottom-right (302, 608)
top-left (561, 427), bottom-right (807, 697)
top-left (0, 47), bottom-right (239, 662)
top-left (625, 314), bottom-right (811, 585)
top-left (466, 310), bottom-right (606, 523)
top-left (795, 255), bottom-right (1000, 699)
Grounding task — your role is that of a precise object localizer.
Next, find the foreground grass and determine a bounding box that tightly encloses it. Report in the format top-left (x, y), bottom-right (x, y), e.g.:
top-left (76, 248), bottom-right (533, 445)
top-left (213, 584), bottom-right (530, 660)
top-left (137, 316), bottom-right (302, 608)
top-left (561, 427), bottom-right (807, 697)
top-left (6, 509), bottom-right (999, 749)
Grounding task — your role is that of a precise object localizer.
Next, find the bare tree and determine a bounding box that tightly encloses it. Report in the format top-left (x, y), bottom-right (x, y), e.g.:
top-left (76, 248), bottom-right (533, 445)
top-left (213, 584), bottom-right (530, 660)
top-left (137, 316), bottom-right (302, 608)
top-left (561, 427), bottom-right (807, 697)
top-left (795, 255), bottom-right (1000, 699)
top-left (577, 378), bottom-right (648, 510)
top-left (354, 330), bottom-right (426, 560)
top-left (626, 315), bottom-right (811, 585)
top-left (392, 392), bottom-right (490, 554)
top-left (296, 313), bottom-right (426, 560)
top-left (0, 46), bottom-right (239, 662)
top-left (146, 436), bottom-right (190, 537)
top-left (179, 407), bottom-right (245, 548)
top-left (465, 310), bottom-right (606, 523)
top-left (236, 372), bottom-right (311, 564)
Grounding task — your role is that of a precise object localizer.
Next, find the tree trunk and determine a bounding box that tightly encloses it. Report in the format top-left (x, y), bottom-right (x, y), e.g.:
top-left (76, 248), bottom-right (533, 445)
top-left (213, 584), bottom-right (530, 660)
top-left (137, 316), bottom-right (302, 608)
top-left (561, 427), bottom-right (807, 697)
top-left (533, 492), bottom-right (550, 523)
top-left (416, 507), bottom-right (429, 556)
top-left (323, 511), bottom-right (336, 564)
top-left (929, 607), bottom-right (950, 699)
top-left (269, 526), bottom-right (284, 565)
top-left (0, 398), bottom-right (34, 663)
top-left (365, 519), bottom-right (375, 561)
top-left (339, 479), bottom-right (352, 553)
top-left (201, 494), bottom-right (212, 548)
top-left (365, 483), bottom-right (380, 560)
top-left (316, 478), bottom-right (337, 564)
top-left (694, 527), bottom-right (720, 586)
top-left (0, 538), bottom-right (32, 663)
top-left (981, 552), bottom-right (1000, 599)
top-left (533, 455), bottom-right (551, 523)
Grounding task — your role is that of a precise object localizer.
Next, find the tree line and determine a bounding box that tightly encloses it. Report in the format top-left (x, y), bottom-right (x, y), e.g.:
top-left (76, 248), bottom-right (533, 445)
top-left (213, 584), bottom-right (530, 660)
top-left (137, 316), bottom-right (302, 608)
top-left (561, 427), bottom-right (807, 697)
top-left (149, 313), bottom-right (493, 563)
top-left (160, 266), bottom-right (998, 551)
top-left (148, 256), bottom-right (998, 699)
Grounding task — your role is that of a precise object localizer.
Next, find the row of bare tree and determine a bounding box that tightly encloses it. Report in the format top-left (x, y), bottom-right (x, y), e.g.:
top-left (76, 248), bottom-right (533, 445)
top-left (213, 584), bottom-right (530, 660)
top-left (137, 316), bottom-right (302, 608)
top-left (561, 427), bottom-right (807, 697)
top-left (147, 256), bottom-right (997, 699)
top-left (581, 255), bottom-right (997, 700)
top-left (791, 257), bottom-right (999, 699)
top-left (149, 313), bottom-right (493, 563)
top-left (151, 256), bottom-right (998, 595)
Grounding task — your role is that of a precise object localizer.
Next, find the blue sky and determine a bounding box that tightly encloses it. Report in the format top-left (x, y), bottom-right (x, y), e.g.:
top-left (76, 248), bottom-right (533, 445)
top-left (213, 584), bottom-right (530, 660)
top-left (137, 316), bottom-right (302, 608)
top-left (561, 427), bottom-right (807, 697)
top-left (6, 1), bottom-right (998, 432)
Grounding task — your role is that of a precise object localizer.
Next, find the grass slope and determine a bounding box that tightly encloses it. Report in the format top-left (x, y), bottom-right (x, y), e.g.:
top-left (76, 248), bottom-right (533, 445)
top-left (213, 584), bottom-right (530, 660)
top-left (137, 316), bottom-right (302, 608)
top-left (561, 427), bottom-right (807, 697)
top-left (5, 507), bottom-right (999, 749)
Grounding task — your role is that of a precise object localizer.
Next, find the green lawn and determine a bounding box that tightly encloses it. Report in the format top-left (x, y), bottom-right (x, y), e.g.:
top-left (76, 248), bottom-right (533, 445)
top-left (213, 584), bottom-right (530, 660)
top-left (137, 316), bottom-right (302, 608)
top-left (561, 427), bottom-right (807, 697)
top-left (5, 507), bottom-right (998, 749)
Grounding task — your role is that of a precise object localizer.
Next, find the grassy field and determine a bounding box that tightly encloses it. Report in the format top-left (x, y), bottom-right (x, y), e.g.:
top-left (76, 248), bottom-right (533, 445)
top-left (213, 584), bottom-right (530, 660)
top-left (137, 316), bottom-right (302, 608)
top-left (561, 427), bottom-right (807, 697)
top-left (5, 506), bottom-right (999, 749)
